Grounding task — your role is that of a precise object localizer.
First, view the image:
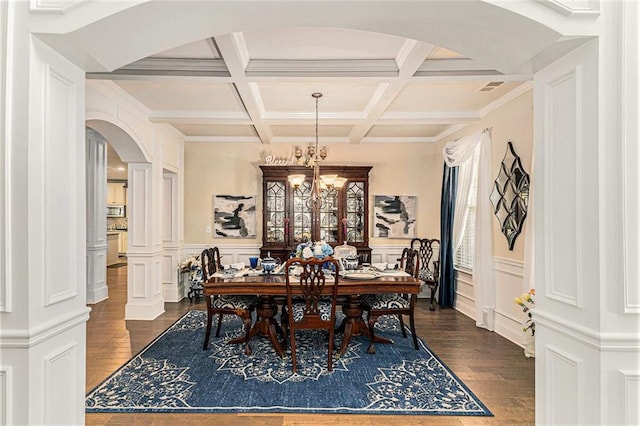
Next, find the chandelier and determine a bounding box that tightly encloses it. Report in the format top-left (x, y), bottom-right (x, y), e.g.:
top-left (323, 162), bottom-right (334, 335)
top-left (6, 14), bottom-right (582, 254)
top-left (287, 92), bottom-right (346, 206)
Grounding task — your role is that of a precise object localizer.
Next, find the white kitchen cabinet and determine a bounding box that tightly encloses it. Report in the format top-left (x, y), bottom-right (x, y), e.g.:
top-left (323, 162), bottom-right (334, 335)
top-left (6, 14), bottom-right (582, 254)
top-left (107, 182), bottom-right (127, 205)
top-left (106, 233), bottom-right (119, 266)
top-left (118, 231), bottom-right (128, 254)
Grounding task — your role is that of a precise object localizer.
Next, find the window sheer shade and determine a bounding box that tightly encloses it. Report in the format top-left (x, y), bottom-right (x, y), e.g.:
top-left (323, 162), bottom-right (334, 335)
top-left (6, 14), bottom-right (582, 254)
top-left (454, 154), bottom-right (479, 271)
top-left (443, 128), bottom-right (495, 330)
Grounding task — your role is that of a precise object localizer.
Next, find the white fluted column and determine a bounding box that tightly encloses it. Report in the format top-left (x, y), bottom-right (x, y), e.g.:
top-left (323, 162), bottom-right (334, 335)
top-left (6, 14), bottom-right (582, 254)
top-left (85, 128), bottom-right (108, 303)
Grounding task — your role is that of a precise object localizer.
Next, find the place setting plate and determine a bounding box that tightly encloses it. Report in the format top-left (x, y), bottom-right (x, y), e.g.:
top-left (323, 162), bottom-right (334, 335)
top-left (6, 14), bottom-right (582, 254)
top-left (340, 271), bottom-right (380, 280)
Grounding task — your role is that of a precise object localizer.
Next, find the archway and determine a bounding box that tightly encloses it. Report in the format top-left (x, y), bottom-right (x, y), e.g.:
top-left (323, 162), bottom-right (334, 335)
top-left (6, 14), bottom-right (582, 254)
top-left (6, 1), bottom-right (628, 424)
top-left (85, 118), bottom-right (151, 313)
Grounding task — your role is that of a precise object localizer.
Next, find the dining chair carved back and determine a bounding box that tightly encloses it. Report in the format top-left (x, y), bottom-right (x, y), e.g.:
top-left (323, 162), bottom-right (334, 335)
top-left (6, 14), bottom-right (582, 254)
top-left (283, 256), bottom-right (341, 373)
top-left (201, 247), bottom-right (258, 354)
top-left (410, 238), bottom-right (441, 311)
top-left (361, 247), bottom-right (420, 354)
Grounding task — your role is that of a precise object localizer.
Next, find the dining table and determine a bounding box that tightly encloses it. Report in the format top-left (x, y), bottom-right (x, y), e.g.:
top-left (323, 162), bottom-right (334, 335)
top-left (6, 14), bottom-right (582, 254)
top-left (203, 269), bottom-right (421, 357)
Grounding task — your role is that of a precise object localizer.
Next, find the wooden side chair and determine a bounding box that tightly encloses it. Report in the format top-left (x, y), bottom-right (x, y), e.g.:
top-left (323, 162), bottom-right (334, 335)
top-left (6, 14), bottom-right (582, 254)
top-left (201, 247), bottom-right (259, 354)
top-left (361, 247), bottom-right (420, 354)
top-left (282, 256), bottom-right (341, 373)
top-left (410, 238), bottom-right (441, 311)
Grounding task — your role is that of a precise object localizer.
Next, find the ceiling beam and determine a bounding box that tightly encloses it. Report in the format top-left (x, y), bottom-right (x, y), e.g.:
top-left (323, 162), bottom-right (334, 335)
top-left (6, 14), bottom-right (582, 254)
top-left (245, 59), bottom-right (398, 77)
top-left (214, 33), bottom-right (274, 144)
top-left (347, 40), bottom-right (437, 144)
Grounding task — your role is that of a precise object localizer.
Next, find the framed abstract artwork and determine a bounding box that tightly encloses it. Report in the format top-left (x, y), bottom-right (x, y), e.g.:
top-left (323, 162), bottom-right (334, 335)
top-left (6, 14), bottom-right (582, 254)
top-left (373, 195), bottom-right (417, 238)
top-left (213, 195), bottom-right (257, 238)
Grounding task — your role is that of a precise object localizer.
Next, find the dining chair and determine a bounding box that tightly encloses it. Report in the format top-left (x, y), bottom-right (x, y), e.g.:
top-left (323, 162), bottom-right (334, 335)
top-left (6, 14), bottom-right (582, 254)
top-left (410, 238), bottom-right (441, 311)
top-left (282, 256), bottom-right (341, 373)
top-left (361, 247), bottom-right (420, 354)
top-left (201, 247), bottom-right (259, 353)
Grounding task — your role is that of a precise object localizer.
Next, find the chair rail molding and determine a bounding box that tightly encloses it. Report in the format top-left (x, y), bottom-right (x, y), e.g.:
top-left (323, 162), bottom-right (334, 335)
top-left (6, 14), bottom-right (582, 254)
top-left (0, 307), bottom-right (90, 348)
top-left (493, 256), bottom-right (525, 277)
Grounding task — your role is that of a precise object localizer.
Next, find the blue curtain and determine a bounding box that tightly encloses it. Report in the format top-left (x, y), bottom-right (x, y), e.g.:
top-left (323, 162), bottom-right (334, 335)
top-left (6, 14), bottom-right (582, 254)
top-left (439, 163), bottom-right (458, 308)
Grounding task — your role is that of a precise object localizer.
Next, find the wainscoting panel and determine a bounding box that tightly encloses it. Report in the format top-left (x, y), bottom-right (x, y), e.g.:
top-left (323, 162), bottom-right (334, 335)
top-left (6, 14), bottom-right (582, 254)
top-left (43, 64), bottom-right (80, 307)
top-left (453, 258), bottom-right (526, 348)
top-left (493, 257), bottom-right (527, 345)
top-left (0, 366), bottom-right (10, 424)
top-left (544, 344), bottom-right (582, 425)
top-left (182, 244), bottom-right (262, 268)
top-left (162, 174), bottom-right (177, 243)
top-left (130, 261), bottom-right (148, 299)
top-left (621, 0), bottom-right (640, 313)
top-left (44, 342), bottom-right (78, 425)
top-left (86, 248), bottom-right (108, 304)
top-left (0, 0), bottom-right (6, 313)
top-left (130, 166), bottom-right (150, 250)
top-left (543, 68), bottom-right (582, 309)
top-left (162, 250), bottom-right (182, 302)
top-left (454, 269), bottom-right (475, 320)
top-left (622, 371), bottom-right (640, 425)
top-left (125, 253), bottom-right (165, 320)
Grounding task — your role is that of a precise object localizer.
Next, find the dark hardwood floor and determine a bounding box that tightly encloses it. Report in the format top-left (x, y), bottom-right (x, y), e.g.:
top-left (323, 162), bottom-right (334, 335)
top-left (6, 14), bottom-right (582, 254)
top-left (86, 265), bottom-right (535, 425)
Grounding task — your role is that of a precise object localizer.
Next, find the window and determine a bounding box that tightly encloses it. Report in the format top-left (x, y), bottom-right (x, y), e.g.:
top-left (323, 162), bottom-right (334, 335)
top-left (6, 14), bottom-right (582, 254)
top-left (454, 150), bottom-right (480, 271)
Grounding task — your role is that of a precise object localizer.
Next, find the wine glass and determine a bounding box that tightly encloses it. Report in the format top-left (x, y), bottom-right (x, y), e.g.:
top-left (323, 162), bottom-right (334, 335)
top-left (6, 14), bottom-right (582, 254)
top-left (249, 256), bottom-right (259, 272)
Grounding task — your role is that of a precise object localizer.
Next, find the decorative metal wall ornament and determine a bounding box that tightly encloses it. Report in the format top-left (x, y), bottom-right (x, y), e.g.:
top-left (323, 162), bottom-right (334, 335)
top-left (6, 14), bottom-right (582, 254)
top-left (489, 142), bottom-right (530, 250)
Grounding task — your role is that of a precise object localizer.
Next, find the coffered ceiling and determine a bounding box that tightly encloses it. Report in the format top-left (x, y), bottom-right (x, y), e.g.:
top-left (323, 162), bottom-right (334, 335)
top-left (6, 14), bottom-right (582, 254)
top-left (88, 27), bottom-right (532, 146)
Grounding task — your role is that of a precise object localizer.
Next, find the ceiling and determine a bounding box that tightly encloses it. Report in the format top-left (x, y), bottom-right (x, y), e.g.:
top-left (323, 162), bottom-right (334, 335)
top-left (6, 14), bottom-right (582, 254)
top-left (89, 26), bottom-right (532, 156)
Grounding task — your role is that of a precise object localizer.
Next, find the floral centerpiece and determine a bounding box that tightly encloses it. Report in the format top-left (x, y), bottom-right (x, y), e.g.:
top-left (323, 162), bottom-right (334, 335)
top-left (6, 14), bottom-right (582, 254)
top-left (514, 288), bottom-right (535, 357)
top-left (514, 289), bottom-right (535, 336)
top-left (295, 240), bottom-right (334, 259)
top-left (179, 254), bottom-right (203, 284)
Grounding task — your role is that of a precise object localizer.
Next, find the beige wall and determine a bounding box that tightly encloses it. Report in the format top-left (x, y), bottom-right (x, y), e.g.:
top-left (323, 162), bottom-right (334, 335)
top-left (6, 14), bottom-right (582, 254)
top-left (184, 142), bottom-right (444, 247)
top-left (441, 88), bottom-right (534, 261)
top-left (184, 89), bottom-right (533, 260)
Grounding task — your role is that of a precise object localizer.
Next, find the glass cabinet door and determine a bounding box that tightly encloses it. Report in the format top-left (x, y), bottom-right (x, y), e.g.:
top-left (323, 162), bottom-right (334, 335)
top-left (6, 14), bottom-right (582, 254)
top-left (264, 181), bottom-right (286, 244)
top-left (319, 187), bottom-right (339, 243)
top-left (292, 181), bottom-right (313, 243)
top-left (345, 181), bottom-right (365, 243)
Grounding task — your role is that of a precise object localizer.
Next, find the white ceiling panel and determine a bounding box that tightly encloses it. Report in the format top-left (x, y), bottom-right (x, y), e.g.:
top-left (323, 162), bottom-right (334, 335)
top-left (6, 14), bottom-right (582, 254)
top-left (114, 81), bottom-right (243, 111)
top-left (271, 124), bottom-right (352, 138)
top-left (91, 26), bottom-right (534, 145)
top-left (257, 82), bottom-right (382, 113)
top-left (388, 81), bottom-right (526, 112)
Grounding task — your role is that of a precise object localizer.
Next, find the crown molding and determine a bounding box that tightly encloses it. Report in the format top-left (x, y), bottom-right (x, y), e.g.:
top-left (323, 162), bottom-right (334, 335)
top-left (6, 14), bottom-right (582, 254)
top-left (535, 0), bottom-right (600, 17)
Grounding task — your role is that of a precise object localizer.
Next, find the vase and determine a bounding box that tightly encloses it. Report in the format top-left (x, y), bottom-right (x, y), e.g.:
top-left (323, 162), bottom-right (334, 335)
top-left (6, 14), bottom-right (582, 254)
top-left (523, 333), bottom-right (535, 358)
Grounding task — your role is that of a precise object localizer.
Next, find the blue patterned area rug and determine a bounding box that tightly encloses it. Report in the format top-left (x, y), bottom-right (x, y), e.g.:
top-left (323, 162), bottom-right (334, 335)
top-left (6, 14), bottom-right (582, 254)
top-left (86, 310), bottom-right (492, 416)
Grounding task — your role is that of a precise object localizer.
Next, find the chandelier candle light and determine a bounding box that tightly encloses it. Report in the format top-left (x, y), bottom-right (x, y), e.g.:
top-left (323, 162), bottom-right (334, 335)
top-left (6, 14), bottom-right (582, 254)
top-left (287, 93), bottom-right (347, 206)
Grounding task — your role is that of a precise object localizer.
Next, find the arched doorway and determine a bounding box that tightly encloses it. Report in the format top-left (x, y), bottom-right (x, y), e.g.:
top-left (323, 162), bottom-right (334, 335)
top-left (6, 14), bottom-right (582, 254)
top-left (85, 118), bottom-right (154, 317)
top-left (5, 1), bottom-right (632, 425)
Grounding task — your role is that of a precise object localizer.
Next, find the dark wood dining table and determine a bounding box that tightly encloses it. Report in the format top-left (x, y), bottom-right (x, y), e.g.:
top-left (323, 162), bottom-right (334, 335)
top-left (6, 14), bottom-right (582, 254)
top-left (203, 272), bottom-right (421, 356)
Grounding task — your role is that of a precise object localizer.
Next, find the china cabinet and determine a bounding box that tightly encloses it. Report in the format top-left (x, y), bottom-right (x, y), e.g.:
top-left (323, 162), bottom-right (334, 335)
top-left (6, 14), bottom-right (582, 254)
top-left (260, 165), bottom-right (372, 262)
